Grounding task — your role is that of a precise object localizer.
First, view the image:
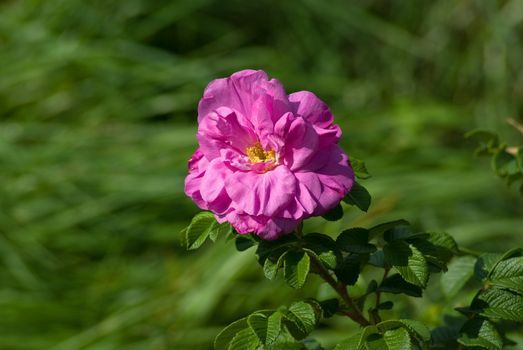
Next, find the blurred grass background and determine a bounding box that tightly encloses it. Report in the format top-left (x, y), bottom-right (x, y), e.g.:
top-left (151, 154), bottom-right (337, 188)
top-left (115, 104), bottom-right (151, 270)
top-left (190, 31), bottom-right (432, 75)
top-left (0, 0), bottom-right (522, 349)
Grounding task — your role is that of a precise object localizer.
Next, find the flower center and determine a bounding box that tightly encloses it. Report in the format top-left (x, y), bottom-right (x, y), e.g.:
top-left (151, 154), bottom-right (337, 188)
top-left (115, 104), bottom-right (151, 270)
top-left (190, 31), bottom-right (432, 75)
top-left (246, 142), bottom-right (276, 164)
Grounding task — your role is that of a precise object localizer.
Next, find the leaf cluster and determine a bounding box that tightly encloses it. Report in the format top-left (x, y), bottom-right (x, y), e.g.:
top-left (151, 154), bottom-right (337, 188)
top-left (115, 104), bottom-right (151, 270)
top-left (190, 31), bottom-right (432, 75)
top-left (466, 129), bottom-right (523, 193)
top-left (182, 161), bottom-right (523, 350)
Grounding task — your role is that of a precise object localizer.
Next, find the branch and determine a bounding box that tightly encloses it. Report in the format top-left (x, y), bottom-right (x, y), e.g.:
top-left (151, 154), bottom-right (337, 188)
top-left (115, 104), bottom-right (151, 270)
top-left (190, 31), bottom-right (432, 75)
top-left (309, 256), bottom-right (370, 326)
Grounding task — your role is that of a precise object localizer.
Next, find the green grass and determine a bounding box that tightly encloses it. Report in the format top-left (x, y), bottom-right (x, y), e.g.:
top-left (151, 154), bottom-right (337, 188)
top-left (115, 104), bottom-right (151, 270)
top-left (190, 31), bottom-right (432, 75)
top-left (0, 0), bottom-right (522, 349)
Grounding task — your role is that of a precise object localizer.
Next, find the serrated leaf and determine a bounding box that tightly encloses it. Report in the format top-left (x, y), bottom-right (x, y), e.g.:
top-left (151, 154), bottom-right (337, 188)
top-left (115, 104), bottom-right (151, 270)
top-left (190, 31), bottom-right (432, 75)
top-left (383, 327), bottom-right (413, 350)
top-left (343, 182), bottom-right (371, 212)
top-left (333, 326), bottom-right (378, 350)
top-left (351, 157), bottom-right (371, 180)
top-left (410, 234), bottom-right (455, 273)
top-left (228, 327), bottom-right (260, 350)
top-left (183, 212), bottom-right (216, 250)
top-left (458, 318), bottom-right (502, 350)
top-left (369, 220), bottom-right (410, 239)
top-left (431, 325), bottom-right (460, 349)
top-left (303, 233), bottom-right (340, 269)
top-left (465, 129), bottom-right (499, 141)
top-left (441, 256), bottom-right (476, 298)
top-left (492, 149), bottom-right (519, 177)
top-left (283, 302), bottom-right (318, 339)
top-left (264, 253), bottom-right (285, 280)
top-left (336, 228), bottom-right (376, 254)
top-left (235, 235), bottom-right (257, 251)
top-left (475, 288), bottom-right (523, 322)
top-left (426, 232), bottom-right (458, 253)
top-left (383, 226), bottom-right (426, 242)
top-left (265, 332), bottom-right (305, 350)
top-left (475, 253), bottom-right (503, 281)
top-left (335, 253), bottom-right (367, 285)
top-left (322, 203), bottom-right (343, 221)
top-left (378, 301), bottom-right (394, 310)
top-left (378, 319), bottom-right (431, 343)
top-left (248, 313), bottom-right (268, 344)
top-left (288, 302), bottom-right (317, 333)
top-left (210, 222), bottom-right (233, 241)
top-left (378, 274), bottom-right (423, 297)
top-left (214, 318), bottom-right (248, 350)
top-left (266, 312), bottom-right (282, 345)
top-left (283, 251), bottom-right (310, 289)
top-left (369, 250), bottom-right (385, 267)
top-left (489, 256), bottom-right (523, 293)
top-left (319, 299), bottom-right (339, 318)
top-left (256, 235), bottom-right (298, 265)
top-left (384, 241), bottom-right (429, 288)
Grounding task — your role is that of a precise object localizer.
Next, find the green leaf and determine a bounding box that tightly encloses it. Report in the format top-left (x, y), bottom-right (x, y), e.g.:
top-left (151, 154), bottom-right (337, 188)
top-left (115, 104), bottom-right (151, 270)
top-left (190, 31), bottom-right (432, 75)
top-left (283, 251), bottom-right (311, 289)
top-left (431, 325), bottom-right (461, 350)
top-left (335, 253), bottom-right (367, 285)
top-left (266, 311), bottom-right (283, 345)
top-left (426, 232), bottom-right (458, 253)
top-left (383, 226), bottom-right (425, 242)
top-left (492, 149), bottom-right (519, 177)
top-left (475, 253), bottom-right (503, 281)
top-left (336, 228), bottom-right (376, 253)
top-left (264, 253), bottom-right (285, 280)
top-left (301, 338), bottom-right (323, 350)
top-left (256, 235), bottom-right (298, 264)
top-left (343, 181), bottom-right (371, 212)
top-left (183, 212), bottom-right (217, 250)
top-left (384, 241), bottom-right (429, 288)
top-left (475, 287), bottom-right (523, 322)
top-left (322, 203), bottom-right (343, 221)
top-left (377, 301), bottom-right (394, 310)
top-left (214, 318), bottom-right (248, 350)
top-left (441, 256), bottom-right (476, 298)
top-left (458, 318), bottom-right (503, 350)
top-left (248, 313), bottom-right (268, 344)
top-left (383, 327), bottom-right (413, 350)
top-left (333, 326), bottom-right (379, 350)
top-left (318, 299), bottom-right (339, 318)
top-left (210, 221), bottom-right (233, 241)
top-left (350, 157), bottom-right (371, 180)
top-left (235, 235), bottom-right (257, 251)
top-left (369, 220), bottom-right (410, 239)
top-left (369, 250), bottom-right (385, 267)
top-left (365, 328), bottom-right (413, 350)
top-left (303, 233), bottom-right (340, 269)
top-left (228, 327), bottom-right (260, 350)
top-left (282, 302), bottom-right (318, 339)
top-left (378, 319), bottom-right (431, 343)
top-left (378, 274), bottom-right (423, 297)
top-left (489, 256), bottom-right (523, 293)
top-left (465, 129), bottom-right (500, 153)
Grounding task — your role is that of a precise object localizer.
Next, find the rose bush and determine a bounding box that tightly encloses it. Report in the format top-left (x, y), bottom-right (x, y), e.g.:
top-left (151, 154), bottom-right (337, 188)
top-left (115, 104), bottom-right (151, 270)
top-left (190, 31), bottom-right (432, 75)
top-left (185, 69), bottom-right (354, 239)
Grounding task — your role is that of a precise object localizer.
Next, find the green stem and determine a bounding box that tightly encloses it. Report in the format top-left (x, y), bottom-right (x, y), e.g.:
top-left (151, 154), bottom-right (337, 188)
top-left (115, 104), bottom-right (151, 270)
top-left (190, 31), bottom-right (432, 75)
top-left (458, 247), bottom-right (481, 257)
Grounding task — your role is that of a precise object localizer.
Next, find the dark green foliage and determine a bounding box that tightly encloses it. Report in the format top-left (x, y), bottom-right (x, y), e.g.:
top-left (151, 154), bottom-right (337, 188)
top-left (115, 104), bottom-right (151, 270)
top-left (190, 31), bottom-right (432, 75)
top-left (467, 126), bottom-right (523, 193)
top-left (3, 0), bottom-right (523, 348)
top-left (322, 204), bottom-right (344, 221)
top-left (199, 212), bottom-right (523, 349)
top-left (214, 301), bottom-right (321, 350)
top-left (343, 182), bottom-right (371, 212)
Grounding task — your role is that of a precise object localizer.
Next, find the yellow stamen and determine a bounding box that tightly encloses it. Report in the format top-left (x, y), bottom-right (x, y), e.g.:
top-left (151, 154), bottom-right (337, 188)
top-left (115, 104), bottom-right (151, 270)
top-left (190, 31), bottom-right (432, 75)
top-left (246, 142), bottom-right (276, 164)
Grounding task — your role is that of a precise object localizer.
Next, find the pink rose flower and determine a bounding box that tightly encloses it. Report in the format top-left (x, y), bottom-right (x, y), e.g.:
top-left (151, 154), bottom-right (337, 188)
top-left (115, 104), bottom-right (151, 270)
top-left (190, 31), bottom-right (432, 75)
top-left (185, 70), bottom-right (354, 240)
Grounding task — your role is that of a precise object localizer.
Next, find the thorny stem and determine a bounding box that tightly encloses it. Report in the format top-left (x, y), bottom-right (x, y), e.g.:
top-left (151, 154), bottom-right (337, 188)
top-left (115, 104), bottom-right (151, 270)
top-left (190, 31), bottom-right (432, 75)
top-left (309, 256), bottom-right (370, 326)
